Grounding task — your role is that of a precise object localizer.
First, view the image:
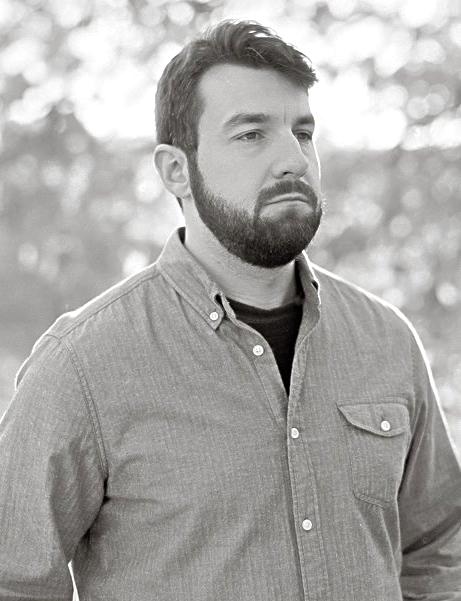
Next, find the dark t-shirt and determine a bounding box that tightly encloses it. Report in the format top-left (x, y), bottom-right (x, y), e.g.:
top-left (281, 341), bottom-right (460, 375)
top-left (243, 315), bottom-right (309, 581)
top-left (228, 295), bottom-right (303, 395)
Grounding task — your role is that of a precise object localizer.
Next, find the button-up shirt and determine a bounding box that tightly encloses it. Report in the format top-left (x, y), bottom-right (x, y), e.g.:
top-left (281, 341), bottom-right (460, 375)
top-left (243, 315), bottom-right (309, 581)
top-left (1, 226), bottom-right (460, 601)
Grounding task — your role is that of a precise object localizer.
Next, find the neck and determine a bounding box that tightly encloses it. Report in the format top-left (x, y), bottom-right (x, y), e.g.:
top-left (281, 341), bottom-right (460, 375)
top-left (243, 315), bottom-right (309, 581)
top-left (184, 224), bottom-right (298, 310)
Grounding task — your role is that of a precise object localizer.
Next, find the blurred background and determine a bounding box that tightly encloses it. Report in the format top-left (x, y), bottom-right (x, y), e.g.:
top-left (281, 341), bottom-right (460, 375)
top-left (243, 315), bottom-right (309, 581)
top-left (1, 0), bottom-right (460, 456)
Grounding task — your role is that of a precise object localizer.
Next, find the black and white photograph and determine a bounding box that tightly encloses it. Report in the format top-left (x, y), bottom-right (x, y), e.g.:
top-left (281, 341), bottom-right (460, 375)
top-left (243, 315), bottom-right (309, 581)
top-left (1, 0), bottom-right (460, 599)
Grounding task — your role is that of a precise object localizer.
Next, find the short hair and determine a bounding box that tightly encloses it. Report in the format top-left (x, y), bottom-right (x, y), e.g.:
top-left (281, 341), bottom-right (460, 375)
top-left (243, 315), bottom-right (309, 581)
top-left (155, 19), bottom-right (317, 156)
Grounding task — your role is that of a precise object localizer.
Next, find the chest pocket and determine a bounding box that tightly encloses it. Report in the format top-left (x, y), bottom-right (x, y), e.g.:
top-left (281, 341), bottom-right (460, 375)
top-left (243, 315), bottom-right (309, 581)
top-left (337, 401), bottom-right (411, 507)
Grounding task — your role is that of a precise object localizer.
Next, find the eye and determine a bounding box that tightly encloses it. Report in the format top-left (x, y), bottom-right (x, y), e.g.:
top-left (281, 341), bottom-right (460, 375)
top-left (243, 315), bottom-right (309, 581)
top-left (237, 131), bottom-right (263, 142)
top-left (295, 131), bottom-right (313, 143)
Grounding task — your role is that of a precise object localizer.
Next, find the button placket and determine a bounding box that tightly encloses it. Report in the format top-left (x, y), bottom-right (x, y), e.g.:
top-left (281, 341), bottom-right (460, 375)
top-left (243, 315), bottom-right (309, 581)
top-left (240, 328), bottom-right (287, 429)
top-left (291, 427), bottom-right (300, 439)
top-left (287, 428), bottom-right (329, 598)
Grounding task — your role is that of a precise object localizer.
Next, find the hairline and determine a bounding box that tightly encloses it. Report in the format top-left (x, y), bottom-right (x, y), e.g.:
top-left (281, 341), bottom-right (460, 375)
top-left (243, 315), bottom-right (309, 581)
top-left (187, 61), bottom-right (313, 155)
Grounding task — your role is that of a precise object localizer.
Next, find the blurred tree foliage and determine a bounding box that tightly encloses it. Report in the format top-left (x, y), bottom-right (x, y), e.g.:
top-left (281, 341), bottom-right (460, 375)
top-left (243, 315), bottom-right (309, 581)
top-left (0, 0), bottom-right (460, 447)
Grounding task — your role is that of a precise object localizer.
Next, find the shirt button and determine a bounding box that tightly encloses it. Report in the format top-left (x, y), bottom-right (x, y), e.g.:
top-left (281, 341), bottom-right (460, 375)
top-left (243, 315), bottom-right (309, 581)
top-left (252, 344), bottom-right (264, 356)
top-left (209, 311), bottom-right (219, 321)
top-left (291, 427), bottom-right (300, 439)
top-left (380, 420), bottom-right (391, 432)
top-left (302, 518), bottom-right (313, 531)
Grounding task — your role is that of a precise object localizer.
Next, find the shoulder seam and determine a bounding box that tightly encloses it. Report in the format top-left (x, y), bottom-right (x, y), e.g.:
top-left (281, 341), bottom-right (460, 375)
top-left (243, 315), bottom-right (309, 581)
top-left (314, 264), bottom-right (412, 323)
top-left (45, 334), bottom-right (109, 479)
top-left (53, 269), bottom-right (162, 339)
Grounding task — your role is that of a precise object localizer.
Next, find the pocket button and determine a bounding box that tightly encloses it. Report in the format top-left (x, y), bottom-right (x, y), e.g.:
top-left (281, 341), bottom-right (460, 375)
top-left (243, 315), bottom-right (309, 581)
top-left (380, 420), bottom-right (391, 432)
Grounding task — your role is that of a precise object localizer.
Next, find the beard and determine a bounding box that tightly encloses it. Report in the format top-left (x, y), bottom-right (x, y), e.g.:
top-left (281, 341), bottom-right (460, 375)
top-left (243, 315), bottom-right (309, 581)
top-left (187, 154), bottom-right (323, 268)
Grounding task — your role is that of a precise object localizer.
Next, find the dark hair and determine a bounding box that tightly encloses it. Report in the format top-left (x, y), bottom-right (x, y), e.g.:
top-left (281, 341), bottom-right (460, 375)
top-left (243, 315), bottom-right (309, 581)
top-left (155, 20), bottom-right (317, 207)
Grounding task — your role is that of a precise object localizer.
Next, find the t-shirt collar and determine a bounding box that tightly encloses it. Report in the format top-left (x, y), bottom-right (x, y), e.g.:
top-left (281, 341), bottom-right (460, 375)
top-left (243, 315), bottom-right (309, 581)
top-left (156, 226), bottom-right (320, 330)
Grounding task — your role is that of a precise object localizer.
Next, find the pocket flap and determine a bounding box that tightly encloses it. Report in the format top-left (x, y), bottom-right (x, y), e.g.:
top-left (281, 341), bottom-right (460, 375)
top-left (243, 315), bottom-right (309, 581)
top-left (338, 402), bottom-right (409, 437)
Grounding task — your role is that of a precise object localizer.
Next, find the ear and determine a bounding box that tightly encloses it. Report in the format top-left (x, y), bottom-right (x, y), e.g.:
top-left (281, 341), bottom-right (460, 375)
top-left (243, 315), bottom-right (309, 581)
top-left (153, 144), bottom-right (192, 201)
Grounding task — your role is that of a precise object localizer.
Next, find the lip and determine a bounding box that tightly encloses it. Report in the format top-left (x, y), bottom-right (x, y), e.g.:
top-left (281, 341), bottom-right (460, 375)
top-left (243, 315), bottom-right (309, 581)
top-left (266, 193), bottom-right (309, 205)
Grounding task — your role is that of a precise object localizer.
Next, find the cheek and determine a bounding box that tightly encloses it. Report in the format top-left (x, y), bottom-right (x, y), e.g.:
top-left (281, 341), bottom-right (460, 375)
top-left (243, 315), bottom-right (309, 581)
top-left (197, 148), bottom-right (227, 191)
top-left (197, 150), bottom-right (261, 202)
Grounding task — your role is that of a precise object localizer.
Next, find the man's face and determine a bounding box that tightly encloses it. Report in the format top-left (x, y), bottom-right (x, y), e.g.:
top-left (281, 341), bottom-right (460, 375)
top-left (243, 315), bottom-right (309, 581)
top-left (187, 63), bottom-right (323, 268)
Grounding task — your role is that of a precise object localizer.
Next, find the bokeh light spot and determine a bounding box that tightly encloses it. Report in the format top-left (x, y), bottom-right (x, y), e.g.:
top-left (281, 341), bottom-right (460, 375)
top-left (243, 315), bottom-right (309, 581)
top-left (167, 2), bottom-right (194, 26)
top-left (123, 250), bottom-right (149, 277)
top-left (436, 282), bottom-right (459, 307)
top-left (18, 243), bottom-right (39, 271)
top-left (390, 215), bottom-right (412, 238)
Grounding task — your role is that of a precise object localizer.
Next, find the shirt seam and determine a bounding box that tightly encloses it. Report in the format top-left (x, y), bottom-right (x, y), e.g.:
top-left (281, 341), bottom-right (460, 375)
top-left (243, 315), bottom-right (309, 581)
top-left (52, 269), bottom-right (162, 338)
top-left (46, 333), bottom-right (109, 479)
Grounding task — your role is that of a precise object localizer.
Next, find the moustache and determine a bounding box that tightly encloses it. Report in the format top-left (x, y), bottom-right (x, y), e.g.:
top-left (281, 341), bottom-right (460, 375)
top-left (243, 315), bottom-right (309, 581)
top-left (257, 180), bottom-right (318, 208)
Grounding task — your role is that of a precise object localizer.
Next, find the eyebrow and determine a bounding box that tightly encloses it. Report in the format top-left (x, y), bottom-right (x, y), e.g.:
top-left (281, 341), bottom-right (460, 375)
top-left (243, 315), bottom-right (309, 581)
top-left (222, 112), bottom-right (315, 131)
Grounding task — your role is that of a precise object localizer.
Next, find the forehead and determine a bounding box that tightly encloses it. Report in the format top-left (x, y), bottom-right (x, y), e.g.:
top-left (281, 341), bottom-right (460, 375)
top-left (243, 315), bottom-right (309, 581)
top-left (197, 63), bottom-right (311, 128)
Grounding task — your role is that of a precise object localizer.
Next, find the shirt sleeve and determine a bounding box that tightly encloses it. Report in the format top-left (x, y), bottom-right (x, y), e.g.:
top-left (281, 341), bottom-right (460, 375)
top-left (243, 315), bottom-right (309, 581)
top-left (399, 326), bottom-right (461, 600)
top-left (0, 334), bottom-right (106, 601)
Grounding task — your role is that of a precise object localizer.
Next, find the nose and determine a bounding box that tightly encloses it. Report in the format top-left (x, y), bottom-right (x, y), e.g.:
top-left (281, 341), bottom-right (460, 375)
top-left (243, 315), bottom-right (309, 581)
top-left (271, 133), bottom-right (310, 179)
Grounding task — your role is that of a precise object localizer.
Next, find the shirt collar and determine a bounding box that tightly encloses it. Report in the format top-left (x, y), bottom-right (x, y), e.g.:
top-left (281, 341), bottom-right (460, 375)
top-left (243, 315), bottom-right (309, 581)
top-left (156, 227), bottom-right (320, 330)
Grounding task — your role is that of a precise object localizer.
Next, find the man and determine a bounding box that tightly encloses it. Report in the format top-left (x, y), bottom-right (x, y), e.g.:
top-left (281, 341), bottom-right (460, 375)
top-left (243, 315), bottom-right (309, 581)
top-left (0, 20), bottom-right (460, 601)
